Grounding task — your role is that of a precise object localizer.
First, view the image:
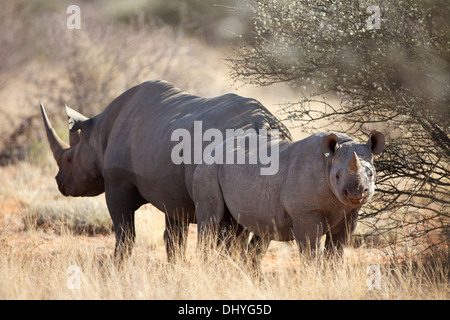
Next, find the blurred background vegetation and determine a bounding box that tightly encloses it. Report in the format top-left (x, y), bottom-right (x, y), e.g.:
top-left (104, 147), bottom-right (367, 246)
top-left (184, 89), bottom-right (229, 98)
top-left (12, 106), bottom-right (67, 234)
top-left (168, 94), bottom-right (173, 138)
top-left (0, 0), bottom-right (252, 165)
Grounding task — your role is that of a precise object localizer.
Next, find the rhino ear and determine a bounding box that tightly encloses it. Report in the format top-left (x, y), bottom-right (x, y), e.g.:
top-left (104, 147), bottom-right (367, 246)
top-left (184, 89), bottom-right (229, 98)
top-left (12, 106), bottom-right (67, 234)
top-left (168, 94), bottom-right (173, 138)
top-left (65, 104), bottom-right (88, 132)
top-left (367, 130), bottom-right (385, 155)
top-left (322, 133), bottom-right (339, 157)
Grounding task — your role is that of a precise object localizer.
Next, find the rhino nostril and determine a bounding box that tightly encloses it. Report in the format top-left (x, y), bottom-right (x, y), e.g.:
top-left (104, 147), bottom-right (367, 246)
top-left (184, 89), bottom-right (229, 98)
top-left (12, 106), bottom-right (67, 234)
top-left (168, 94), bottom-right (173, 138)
top-left (343, 188), bottom-right (349, 197)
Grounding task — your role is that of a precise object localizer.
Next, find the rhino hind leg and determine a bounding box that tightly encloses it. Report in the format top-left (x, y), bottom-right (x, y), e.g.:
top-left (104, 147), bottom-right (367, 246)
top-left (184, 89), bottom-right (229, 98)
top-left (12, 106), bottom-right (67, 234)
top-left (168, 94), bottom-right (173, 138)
top-left (217, 207), bottom-right (253, 262)
top-left (192, 163), bottom-right (227, 256)
top-left (193, 164), bottom-right (255, 265)
top-left (246, 233), bottom-right (271, 279)
top-left (164, 215), bottom-right (189, 264)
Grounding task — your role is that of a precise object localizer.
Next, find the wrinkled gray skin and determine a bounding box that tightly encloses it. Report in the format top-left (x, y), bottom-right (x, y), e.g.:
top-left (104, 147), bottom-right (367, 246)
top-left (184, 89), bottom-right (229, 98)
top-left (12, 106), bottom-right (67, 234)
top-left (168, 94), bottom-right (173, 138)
top-left (193, 131), bottom-right (385, 268)
top-left (40, 80), bottom-right (292, 262)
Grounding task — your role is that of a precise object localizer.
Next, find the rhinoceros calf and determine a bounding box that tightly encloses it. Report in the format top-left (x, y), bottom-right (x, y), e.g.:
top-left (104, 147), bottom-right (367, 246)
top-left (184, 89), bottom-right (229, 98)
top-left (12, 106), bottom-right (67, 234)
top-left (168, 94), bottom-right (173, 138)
top-left (40, 80), bottom-right (292, 262)
top-left (193, 130), bottom-right (385, 264)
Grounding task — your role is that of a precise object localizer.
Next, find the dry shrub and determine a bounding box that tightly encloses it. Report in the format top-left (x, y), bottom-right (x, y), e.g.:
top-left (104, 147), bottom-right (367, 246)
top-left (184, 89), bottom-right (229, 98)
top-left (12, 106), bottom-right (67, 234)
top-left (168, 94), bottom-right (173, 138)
top-left (0, 114), bottom-right (46, 165)
top-left (39, 8), bottom-right (217, 116)
top-left (0, 1), bottom-right (31, 89)
top-left (23, 199), bottom-right (112, 236)
top-left (229, 0), bottom-right (450, 256)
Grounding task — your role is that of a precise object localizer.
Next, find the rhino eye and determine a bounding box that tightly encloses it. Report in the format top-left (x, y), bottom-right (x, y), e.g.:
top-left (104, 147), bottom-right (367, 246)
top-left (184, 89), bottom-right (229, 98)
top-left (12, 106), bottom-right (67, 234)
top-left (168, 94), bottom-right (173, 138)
top-left (335, 174), bottom-right (340, 180)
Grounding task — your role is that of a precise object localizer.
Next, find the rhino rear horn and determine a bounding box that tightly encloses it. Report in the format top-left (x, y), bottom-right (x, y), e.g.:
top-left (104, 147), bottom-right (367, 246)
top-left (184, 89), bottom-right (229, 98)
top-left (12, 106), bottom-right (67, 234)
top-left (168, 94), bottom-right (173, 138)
top-left (65, 104), bottom-right (88, 147)
top-left (40, 103), bottom-right (69, 162)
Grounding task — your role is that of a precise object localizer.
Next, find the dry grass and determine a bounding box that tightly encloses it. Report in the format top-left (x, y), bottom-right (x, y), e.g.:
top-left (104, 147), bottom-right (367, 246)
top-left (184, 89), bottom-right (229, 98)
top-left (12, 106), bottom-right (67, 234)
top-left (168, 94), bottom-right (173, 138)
top-left (0, 164), bottom-right (448, 300)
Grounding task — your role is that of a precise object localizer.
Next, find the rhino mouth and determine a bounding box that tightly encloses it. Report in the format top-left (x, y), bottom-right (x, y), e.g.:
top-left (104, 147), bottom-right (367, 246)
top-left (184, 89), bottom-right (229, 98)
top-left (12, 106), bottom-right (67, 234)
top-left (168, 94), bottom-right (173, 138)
top-left (58, 183), bottom-right (69, 197)
top-left (343, 187), bottom-right (369, 206)
top-left (55, 175), bottom-right (69, 197)
top-left (347, 196), bottom-right (368, 205)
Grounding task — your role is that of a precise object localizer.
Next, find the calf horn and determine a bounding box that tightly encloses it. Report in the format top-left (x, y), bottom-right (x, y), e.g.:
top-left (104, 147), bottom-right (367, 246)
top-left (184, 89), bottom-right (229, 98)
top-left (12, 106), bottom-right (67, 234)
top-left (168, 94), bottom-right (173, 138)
top-left (347, 151), bottom-right (362, 172)
top-left (40, 103), bottom-right (69, 162)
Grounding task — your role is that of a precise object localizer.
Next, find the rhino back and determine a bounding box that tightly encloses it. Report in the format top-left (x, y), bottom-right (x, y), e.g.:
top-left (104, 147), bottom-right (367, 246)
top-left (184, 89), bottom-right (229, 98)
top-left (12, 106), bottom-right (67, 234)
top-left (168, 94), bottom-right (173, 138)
top-left (98, 80), bottom-right (290, 216)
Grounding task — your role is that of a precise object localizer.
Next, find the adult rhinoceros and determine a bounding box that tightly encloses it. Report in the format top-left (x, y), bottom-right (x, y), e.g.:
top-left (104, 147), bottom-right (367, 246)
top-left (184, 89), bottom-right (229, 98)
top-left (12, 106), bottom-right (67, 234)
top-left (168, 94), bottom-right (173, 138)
top-left (40, 80), bottom-right (292, 262)
top-left (193, 130), bottom-right (385, 267)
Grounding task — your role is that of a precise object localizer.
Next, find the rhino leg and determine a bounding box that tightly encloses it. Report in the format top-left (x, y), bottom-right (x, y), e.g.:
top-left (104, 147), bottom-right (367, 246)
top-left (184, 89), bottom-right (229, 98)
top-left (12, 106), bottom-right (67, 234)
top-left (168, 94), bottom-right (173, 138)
top-left (291, 213), bottom-right (324, 259)
top-left (105, 181), bottom-right (147, 264)
top-left (193, 164), bottom-right (254, 263)
top-left (325, 208), bottom-right (359, 258)
top-left (217, 209), bottom-right (253, 262)
top-left (196, 206), bottom-right (226, 255)
top-left (164, 216), bottom-right (189, 264)
top-left (192, 163), bottom-right (226, 256)
top-left (246, 233), bottom-right (271, 278)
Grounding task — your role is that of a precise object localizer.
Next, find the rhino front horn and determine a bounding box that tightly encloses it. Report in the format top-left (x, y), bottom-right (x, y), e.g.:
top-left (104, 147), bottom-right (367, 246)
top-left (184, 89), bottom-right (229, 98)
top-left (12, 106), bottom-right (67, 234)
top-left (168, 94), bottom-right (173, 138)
top-left (347, 151), bottom-right (362, 173)
top-left (40, 103), bottom-right (69, 162)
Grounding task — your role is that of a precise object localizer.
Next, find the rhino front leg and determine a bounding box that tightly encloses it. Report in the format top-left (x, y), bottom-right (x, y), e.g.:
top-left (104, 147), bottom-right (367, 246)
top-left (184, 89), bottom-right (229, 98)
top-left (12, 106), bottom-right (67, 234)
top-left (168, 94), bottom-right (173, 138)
top-left (291, 213), bottom-right (324, 259)
top-left (325, 208), bottom-right (359, 258)
top-left (105, 181), bottom-right (146, 264)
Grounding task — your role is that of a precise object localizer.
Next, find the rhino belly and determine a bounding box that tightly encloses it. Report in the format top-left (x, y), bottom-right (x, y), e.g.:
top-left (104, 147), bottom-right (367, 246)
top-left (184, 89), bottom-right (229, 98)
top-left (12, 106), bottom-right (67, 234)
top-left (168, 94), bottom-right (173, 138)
top-left (131, 170), bottom-right (197, 222)
top-left (224, 197), bottom-right (293, 241)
